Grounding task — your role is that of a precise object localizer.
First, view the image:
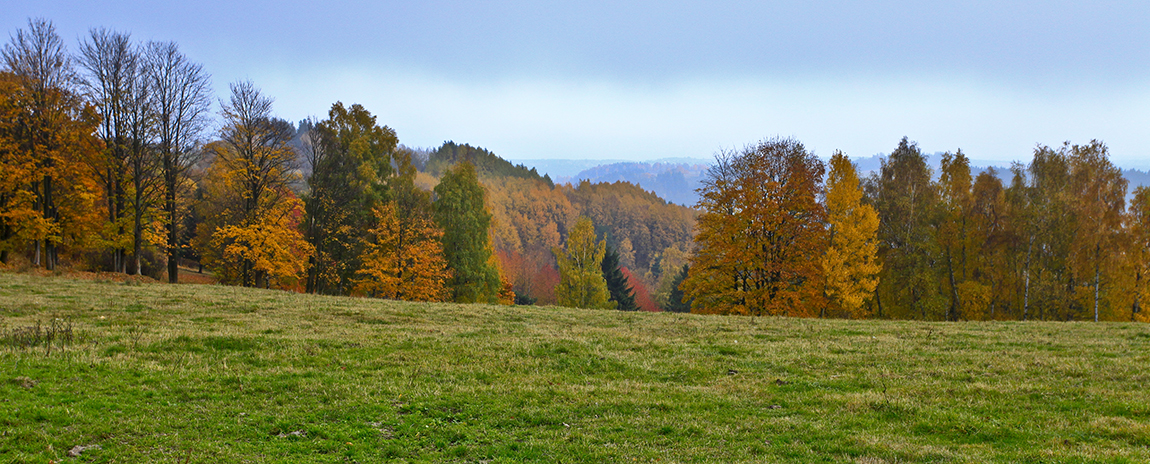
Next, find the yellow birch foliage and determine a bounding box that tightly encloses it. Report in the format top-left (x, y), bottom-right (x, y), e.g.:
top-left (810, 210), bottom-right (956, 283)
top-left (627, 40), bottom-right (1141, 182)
top-left (354, 203), bottom-right (451, 302)
top-left (1128, 187), bottom-right (1150, 322)
top-left (822, 151), bottom-right (881, 318)
top-left (553, 216), bottom-right (612, 309)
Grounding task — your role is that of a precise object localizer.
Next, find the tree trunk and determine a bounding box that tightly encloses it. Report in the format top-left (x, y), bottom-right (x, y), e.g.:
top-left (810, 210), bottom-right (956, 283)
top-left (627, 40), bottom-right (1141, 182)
top-left (133, 204), bottom-right (143, 276)
top-left (946, 252), bottom-right (959, 321)
top-left (116, 178), bottom-right (126, 273)
top-left (1022, 236), bottom-right (1033, 321)
top-left (44, 175), bottom-right (56, 271)
top-left (1093, 264), bottom-right (1100, 323)
top-left (1134, 268), bottom-right (1142, 322)
top-left (166, 176), bottom-right (179, 283)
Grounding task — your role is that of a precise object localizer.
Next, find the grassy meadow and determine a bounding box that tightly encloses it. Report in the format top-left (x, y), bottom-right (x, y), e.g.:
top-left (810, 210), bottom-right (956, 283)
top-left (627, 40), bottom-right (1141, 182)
top-left (1, 272), bottom-right (1149, 463)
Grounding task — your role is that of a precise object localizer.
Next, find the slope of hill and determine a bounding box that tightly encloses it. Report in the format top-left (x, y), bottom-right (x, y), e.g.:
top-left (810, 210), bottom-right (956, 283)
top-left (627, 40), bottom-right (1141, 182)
top-left (3, 273), bottom-right (1149, 462)
top-left (421, 144), bottom-right (698, 308)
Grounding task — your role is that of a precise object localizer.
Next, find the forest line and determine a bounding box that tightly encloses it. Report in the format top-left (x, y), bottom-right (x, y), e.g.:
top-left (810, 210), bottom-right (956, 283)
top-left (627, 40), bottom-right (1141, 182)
top-left (1, 19), bottom-right (1146, 321)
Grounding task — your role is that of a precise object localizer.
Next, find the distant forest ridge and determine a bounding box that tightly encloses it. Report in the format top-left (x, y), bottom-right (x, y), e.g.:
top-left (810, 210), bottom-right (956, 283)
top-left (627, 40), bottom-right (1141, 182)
top-left (508, 153), bottom-right (1150, 207)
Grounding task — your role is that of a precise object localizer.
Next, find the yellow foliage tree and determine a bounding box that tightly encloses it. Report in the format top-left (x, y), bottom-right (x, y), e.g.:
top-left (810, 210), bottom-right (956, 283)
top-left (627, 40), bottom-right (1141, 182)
top-left (355, 203), bottom-right (451, 302)
top-left (1127, 187), bottom-right (1150, 322)
top-left (195, 82), bottom-right (309, 288)
top-left (822, 151), bottom-right (881, 318)
top-left (553, 216), bottom-right (612, 309)
top-left (210, 193), bottom-right (311, 289)
top-left (1, 21), bottom-right (105, 269)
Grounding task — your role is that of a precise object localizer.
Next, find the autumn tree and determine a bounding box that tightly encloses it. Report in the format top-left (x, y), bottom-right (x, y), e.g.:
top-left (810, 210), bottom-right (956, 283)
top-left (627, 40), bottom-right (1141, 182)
top-left (867, 137), bottom-right (941, 319)
top-left (821, 151), bottom-right (880, 319)
top-left (682, 137), bottom-right (827, 316)
top-left (2, 18), bottom-right (103, 269)
top-left (554, 216), bottom-right (613, 309)
top-left (355, 203), bottom-right (450, 301)
top-left (196, 81), bottom-right (308, 288)
top-left (1067, 141), bottom-right (1127, 321)
top-left (620, 266), bottom-right (659, 311)
top-left (354, 144), bottom-right (450, 301)
top-left (602, 245), bottom-right (637, 311)
top-left (0, 72), bottom-right (33, 264)
top-left (936, 150), bottom-right (978, 320)
top-left (1014, 145), bottom-right (1076, 320)
top-left (77, 28), bottom-right (135, 273)
top-left (302, 102), bottom-right (398, 294)
top-left (144, 41), bottom-right (211, 282)
top-left (651, 243), bottom-right (689, 308)
top-left (1129, 187), bottom-right (1150, 322)
top-left (969, 168), bottom-right (1015, 319)
top-left (434, 161), bottom-right (501, 303)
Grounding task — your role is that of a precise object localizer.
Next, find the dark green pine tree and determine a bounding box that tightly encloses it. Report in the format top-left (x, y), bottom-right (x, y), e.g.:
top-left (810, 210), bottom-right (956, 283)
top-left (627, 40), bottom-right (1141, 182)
top-left (667, 264), bottom-right (692, 313)
top-left (601, 246), bottom-right (637, 311)
top-left (433, 161), bottom-right (501, 303)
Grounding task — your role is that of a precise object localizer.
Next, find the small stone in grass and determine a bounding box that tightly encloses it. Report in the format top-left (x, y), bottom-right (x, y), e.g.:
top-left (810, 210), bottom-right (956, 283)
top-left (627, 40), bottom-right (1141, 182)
top-left (67, 444), bottom-right (102, 457)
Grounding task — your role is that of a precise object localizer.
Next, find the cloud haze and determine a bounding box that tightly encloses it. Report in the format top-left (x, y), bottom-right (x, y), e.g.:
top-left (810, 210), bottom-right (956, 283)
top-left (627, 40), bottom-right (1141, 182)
top-left (5, 1), bottom-right (1149, 165)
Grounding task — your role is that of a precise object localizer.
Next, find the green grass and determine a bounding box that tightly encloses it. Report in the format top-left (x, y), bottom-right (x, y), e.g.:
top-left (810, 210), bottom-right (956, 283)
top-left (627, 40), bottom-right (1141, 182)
top-left (1, 272), bottom-right (1149, 463)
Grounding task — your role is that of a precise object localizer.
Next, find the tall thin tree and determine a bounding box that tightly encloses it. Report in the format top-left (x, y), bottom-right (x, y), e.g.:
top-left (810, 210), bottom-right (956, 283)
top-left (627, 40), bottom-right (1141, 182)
top-left (78, 28), bottom-right (135, 272)
top-left (144, 41), bottom-right (211, 282)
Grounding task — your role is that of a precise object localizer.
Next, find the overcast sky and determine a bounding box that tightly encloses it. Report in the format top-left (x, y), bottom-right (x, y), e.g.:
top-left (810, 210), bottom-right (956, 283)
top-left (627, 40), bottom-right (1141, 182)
top-left (5, 1), bottom-right (1149, 167)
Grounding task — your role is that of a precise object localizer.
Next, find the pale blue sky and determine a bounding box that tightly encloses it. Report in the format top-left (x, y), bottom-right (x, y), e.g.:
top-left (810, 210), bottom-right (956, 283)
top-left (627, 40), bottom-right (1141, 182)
top-left (5, 1), bottom-right (1149, 166)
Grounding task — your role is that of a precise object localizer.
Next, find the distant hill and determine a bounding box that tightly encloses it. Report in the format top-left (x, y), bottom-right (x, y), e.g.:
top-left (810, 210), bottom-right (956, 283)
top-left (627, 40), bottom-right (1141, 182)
top-left (511, 158), bottom-right (710, 207)
top-left (427, 142), bottom-right (553, 186)
top-left (563, 161), bottom-right (709, 207)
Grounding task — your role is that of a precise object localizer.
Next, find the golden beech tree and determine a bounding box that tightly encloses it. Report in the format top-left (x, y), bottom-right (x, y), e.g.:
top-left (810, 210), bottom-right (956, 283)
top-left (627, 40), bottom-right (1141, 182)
top-left (2, 21), bottom-right (104, 269)
top-left (354, 203), bottom-right (451, 302)
top-left (195, 82), bottom-right (309, 288)
top-left (210, 192), bottom-right (311, 289)
top-left (683, 137), bottom-right (827, 316)
top-left (821, 151), bottom-right (880, 319)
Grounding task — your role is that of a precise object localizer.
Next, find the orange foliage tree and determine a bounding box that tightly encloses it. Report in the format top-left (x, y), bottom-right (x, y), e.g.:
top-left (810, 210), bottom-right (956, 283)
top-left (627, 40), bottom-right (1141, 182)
top-left (354, 203), bottom-right (450, 301)
top-left (682, 138), bottom-right (828, 316)
top-left (1, 21), bottom-right (104, 268)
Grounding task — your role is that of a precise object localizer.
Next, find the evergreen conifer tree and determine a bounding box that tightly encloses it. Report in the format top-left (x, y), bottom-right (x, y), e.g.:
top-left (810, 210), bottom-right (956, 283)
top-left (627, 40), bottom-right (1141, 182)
top-left (602, 245), bottom-right (637, 311)
top-left (434, 161), bottom-right (501, 303)
top-left (667, 264), bottom-right (692, 313)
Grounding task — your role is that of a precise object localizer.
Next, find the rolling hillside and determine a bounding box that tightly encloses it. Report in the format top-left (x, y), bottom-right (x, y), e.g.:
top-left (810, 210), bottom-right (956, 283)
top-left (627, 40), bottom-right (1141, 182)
top-left (2, 273), bottom-right (1149, 462)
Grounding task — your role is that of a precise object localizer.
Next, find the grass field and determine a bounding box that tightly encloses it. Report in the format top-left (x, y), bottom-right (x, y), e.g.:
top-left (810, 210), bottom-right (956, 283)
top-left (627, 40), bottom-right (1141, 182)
top-left (1, 272), bottom-right (1149, 463)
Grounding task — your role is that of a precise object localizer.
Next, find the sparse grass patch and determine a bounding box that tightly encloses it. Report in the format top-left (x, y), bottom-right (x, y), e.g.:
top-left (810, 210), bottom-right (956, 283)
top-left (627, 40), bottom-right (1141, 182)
top-left (1, 271), bottom-right (1149, 462)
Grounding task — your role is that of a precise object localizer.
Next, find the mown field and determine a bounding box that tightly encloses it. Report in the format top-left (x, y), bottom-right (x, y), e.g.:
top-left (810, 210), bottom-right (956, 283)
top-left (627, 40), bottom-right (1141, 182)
top-left (1, 272), bottom-right (1149, 463)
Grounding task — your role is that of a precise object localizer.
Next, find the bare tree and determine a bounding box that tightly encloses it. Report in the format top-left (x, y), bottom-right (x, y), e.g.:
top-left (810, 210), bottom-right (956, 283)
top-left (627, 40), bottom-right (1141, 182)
top-left (78, 28), bottom-right (136, 273)
top-left (144, 41), bottom-right (212, 283)
top-left (2, 18), bottom-right (79, 270)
